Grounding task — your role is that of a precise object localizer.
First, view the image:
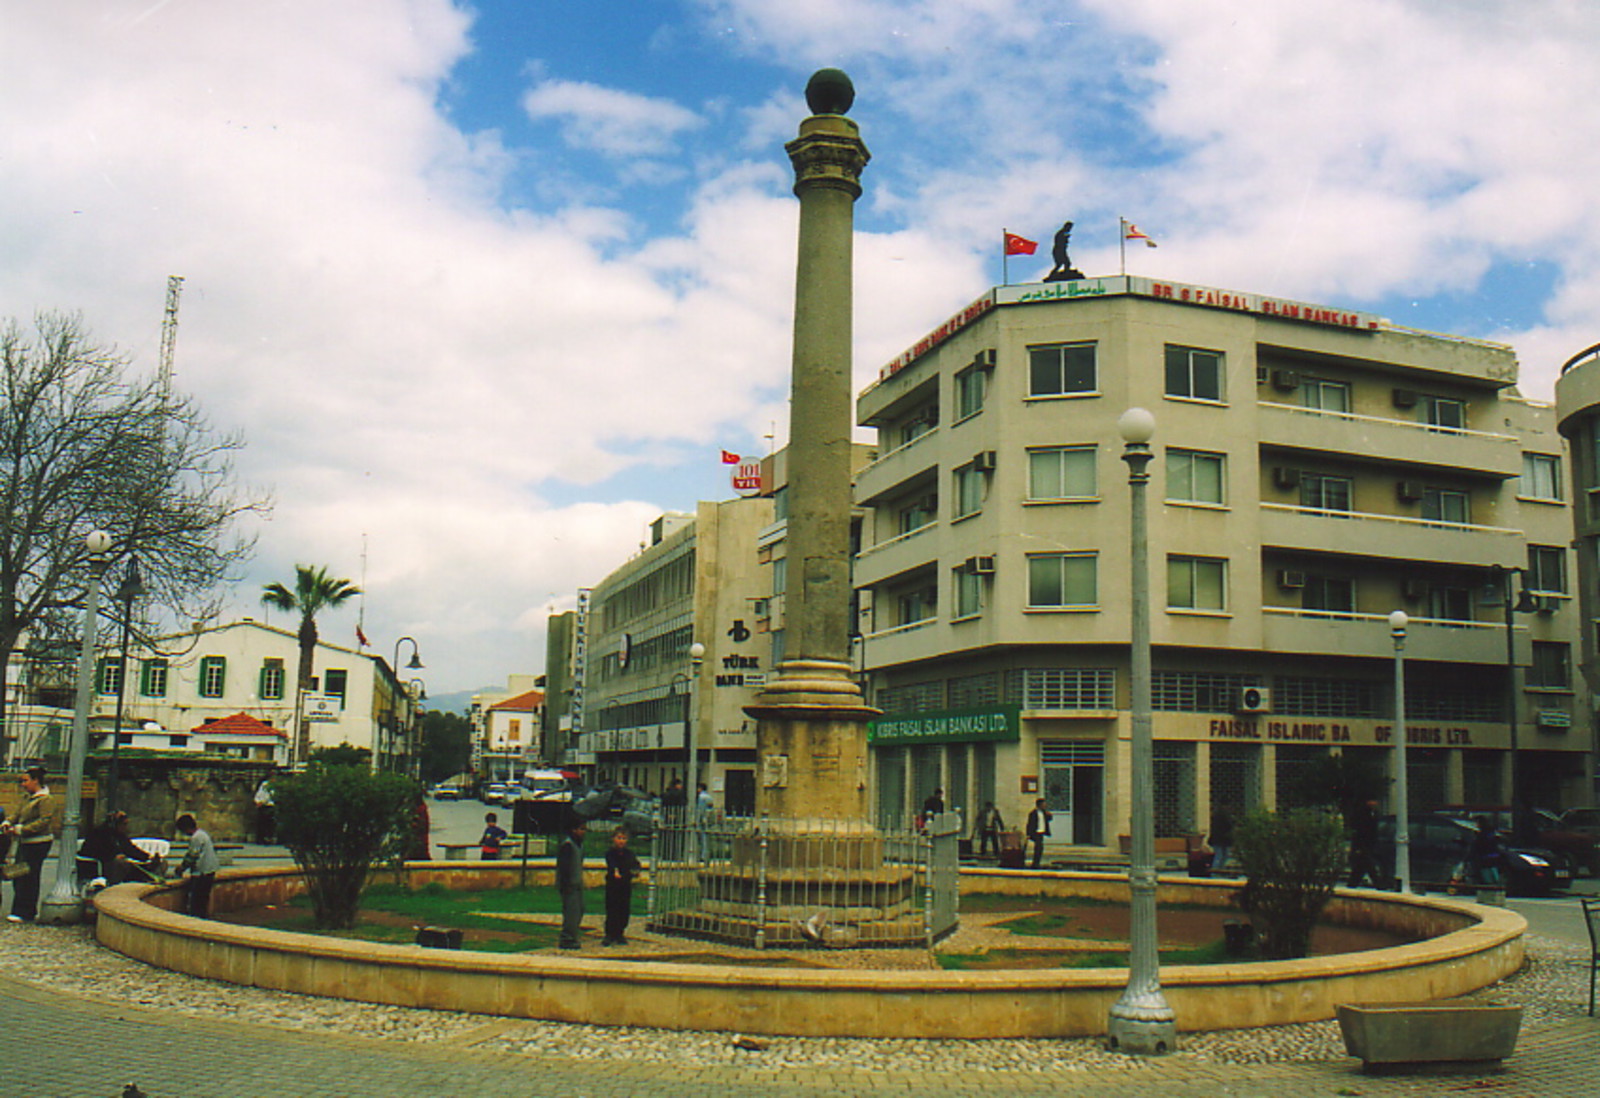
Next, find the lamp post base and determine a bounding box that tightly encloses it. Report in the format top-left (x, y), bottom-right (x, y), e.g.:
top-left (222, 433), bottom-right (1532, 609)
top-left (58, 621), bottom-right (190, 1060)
top-left (1106, 1012), bottom-right (1178, 1056)
top-left (37, 894), bottom-right (85, 926)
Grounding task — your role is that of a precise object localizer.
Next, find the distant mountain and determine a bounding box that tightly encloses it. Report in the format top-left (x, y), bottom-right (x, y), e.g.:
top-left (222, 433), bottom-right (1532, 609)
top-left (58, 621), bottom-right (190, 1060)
top-left (421, 688), bottom-right (479, 716)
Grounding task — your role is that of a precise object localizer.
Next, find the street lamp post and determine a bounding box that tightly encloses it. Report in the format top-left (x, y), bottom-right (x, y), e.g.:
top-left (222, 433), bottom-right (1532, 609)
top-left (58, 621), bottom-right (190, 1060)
top-left (1107, 408), bottom-right (1177, 1055)
top-left (672, 644), bottom-right (707, 792)
top-left (407, 678), bottom-right (426, 779)
top-left (1490, 566), bottom-right (1538, 841)
top-left (1388, 610), bottom-right (1411, 893)
top-left (40, 530), bottom-right (112, 925)
top-left (105, 556), bottom-right (146, 813)
top-left (390, 638), bottom-right (423, 771)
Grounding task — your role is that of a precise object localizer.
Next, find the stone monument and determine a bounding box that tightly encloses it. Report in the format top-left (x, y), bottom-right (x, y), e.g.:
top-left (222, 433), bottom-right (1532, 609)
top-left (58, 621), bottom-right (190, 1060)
top-left (677, 71), bottom-right (920, 947)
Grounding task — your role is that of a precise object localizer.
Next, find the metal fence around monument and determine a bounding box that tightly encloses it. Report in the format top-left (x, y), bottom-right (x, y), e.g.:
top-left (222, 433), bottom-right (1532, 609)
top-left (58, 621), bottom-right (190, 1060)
top-left (645, 812), bottom-right (960, 949)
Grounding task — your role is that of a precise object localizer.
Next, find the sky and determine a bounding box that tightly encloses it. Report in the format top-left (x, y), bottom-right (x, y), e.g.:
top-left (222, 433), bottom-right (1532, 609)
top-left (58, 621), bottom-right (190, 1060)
top-left (7, 0), bottom-right (1600, 701)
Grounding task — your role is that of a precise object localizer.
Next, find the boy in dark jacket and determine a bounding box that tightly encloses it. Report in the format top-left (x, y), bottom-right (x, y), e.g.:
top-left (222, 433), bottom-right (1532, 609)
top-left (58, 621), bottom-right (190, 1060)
top-left (602, 826), bottom-right (643, 945)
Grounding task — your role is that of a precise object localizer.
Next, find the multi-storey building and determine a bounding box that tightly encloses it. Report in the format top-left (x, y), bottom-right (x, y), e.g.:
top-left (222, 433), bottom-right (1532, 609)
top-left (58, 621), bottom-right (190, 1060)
top-left (79, 619), bottom-right (419, 771)
top-left (579, 501), bottom-right (774, 814)
top-left (480, 688), bottom-right (545, 777)
top-left (469, 674), bottom-right (540, 781)
top-left (1554, 341), bottom-right (1600, 800)
top-left (854, 275), bottom-right (1591, 849)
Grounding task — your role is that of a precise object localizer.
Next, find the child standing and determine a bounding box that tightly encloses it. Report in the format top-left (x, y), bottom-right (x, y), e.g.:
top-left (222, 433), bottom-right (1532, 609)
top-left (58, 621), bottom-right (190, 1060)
top-left (602, 826), bottom-right (643, 946)
top-left (479, 812), bottom-right (508, 860)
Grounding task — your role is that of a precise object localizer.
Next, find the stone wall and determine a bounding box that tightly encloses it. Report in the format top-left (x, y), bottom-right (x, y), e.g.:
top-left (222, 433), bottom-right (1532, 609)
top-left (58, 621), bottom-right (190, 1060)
top-left (0, 756), bottom-right (273, 842)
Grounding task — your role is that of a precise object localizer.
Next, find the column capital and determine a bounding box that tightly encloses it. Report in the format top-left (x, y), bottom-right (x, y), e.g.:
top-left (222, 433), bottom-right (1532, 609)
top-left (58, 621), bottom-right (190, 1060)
top-left (786, 115), bottom-right (870, 198)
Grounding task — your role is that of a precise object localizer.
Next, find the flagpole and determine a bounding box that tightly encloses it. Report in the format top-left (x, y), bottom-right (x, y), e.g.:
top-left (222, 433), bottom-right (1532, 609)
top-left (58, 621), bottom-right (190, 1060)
top-left (1119, 218), bottom-right (1127, 277)
top-left (1002, 228), bottom-right (1010, 286)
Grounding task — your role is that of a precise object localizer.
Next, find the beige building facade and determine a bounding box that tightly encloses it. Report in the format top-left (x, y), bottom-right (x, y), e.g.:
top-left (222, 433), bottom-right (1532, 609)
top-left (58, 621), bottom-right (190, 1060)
top-left (854, 275), bottom-right (1592, 852)
top-left (579, 499), bottom-right (775, 813)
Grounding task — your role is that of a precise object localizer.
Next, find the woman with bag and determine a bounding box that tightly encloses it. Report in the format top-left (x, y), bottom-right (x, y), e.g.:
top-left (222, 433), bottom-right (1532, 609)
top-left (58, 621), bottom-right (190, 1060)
top-left (5, 767), bottom-right (61, 922)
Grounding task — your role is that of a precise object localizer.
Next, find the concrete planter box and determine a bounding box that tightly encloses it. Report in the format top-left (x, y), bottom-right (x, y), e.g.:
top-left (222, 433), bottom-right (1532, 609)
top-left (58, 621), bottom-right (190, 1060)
top-left (1336, 1000), bottom-right (1522, 1071)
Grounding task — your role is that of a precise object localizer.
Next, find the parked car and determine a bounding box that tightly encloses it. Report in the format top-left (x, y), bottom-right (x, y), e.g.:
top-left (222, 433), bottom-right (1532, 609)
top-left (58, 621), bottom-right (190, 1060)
top-left (429, 785), bottom-right (459, 802)
top-left (481, 782), bottom-right (513, 805)
top-left (1376, 813), bottom-right (1570, 896)
top-left (1439, 806), bottom-right (1598, 879)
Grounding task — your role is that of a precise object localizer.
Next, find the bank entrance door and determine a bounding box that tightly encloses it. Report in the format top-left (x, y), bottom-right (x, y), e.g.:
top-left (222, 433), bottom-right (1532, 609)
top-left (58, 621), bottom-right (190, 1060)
top-left (1040, 741), bottom-right (1104, 845)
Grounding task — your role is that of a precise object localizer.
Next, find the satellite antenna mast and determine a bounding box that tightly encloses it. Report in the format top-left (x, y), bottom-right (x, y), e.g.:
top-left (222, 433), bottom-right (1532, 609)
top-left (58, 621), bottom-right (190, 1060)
top-left (158, 275), bottom-right (184, 402)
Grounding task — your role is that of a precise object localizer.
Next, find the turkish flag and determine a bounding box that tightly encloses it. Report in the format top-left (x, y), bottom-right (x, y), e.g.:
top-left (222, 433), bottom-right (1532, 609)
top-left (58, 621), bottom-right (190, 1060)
top-left (1003, 232), bottom-right (1037, 256)
top-left (721, 449), bottom-right (741, 464)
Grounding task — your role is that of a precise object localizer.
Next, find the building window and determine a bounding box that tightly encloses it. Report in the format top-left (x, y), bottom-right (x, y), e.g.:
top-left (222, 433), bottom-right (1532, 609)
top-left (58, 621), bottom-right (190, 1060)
top-left (96, 657), bottom-right (124, 697)
top-left (1166, 449), bottom-right (1225, 505)
top-left (954, 365), bottom-right (988, 420)
top-left (898, 403), bottom-right (939, 447)
top-left (1521, 453), bottom-right (1563, 501)
top-left (1425, 586), bottom-right (1473, 623)
top-left (1028, 342), bottom-right (1097, 397)
top-left (1027, 446), bottom-right (1096, 501)
top-left (1424, 396), bottom-right (1466, 432)
top-left (260, 658), bottom-right (286, 700)
top-left (897, 493), bottom-right (938, 534)
top-left (1301, 378), bottom-right (1350, 413)
top-left (1529, 641), bottom-right (1571, 690)
top-left (198, 656), bottom-right (227, 698)
top-left (1300, 473), bottom-right (1353, 514)
top-left (1027, 553), bottom-right (1097, 609)
top-left (1302, 575), bottom-right (1355, 615)
top-left (1528, 546), bottom-right (1567, 594)
top-left (1421, 487), bottom-right (1470, 525)
top-left (953, 464), bottom-right (986, 519)
top-left (324, 668), bottom-right (349, 708)
top-left (1164, 345), bottom-right (1224, 402)
top-left (1167, 556), bottom-right (1227, 611)
top-left (508, 719), bottom-right (521, 742)
top-left (896, 585), bottom-right (937, 627)
top-left (954, 569), bottom-right (983, 619)
top-left (140, 659), bottom-right (168, 698)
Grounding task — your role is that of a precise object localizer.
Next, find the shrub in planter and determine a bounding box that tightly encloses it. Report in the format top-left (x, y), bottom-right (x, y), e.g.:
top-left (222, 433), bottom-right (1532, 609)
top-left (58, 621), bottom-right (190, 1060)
top-left (273, 763), bottom-right (419, 929)
top-left (1233, 807), bottom-right (1346, 959)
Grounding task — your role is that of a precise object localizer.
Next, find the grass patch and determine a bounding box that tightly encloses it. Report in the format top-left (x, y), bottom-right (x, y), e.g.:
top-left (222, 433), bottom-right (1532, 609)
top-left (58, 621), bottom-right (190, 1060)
top-left (936, 938), bottom-right (1236, 970)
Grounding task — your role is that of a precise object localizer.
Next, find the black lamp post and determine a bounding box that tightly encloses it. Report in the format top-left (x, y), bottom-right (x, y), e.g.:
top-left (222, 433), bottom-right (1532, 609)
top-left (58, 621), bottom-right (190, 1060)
top-left (1490, 565), bottom-right (1539, 842)
top-left (389, 638), bottom-right (423, 770)
top-left (105, 556), bottom-right (145, 813)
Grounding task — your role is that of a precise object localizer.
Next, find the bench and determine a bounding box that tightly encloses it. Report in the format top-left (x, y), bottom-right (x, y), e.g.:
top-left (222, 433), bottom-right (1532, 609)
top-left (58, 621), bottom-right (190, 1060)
top-left (439, 843), bottom-right (477, 861)
top-left (1336, 1000), bottom-right (1522, 1072)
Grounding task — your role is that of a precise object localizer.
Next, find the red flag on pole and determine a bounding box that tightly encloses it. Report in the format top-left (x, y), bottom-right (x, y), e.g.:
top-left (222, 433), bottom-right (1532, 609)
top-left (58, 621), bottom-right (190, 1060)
top-left (721, 449), bottom-right (741, 464)
top-left (356, 624), bottom-right (369, 648)
top-left (1003, 232), bottom-right (1038, 256)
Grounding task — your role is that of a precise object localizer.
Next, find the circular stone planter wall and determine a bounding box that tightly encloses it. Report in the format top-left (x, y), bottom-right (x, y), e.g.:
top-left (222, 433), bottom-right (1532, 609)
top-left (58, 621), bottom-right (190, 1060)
top-left (91, 864), bottom-right (1526, 1040)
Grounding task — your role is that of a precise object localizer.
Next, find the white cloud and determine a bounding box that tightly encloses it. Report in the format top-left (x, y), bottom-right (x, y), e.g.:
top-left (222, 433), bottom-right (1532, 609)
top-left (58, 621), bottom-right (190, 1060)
top-left (522, 78), bottom-right (705, 156)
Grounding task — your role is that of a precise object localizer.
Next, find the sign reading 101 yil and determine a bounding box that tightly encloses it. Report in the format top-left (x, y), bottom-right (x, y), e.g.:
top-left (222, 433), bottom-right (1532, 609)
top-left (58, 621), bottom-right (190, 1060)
top-left (867, 706), bottom-right (1021, 746)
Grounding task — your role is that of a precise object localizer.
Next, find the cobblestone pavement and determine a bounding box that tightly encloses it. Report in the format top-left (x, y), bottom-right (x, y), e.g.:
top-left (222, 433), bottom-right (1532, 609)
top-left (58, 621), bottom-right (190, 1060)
top-left (0, 912), bottom-right (1594, 1098)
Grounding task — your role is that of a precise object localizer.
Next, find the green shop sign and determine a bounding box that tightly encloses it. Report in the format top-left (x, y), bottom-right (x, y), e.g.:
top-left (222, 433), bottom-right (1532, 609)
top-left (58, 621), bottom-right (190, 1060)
top-left (868, 706), bottom-right (1021, 746)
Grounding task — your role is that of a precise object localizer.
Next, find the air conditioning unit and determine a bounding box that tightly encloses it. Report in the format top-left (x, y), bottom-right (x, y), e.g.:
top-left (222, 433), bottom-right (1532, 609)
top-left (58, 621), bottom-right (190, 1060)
top-left (1274, 466), bottom-right (1301, 489)
top-left (1256, 365), bottom-right (1269, 385)
top-left (1392, 388), bottom-right (1419, 409)
top-left (1238, 687), bottom-right (1272, 714)
top-left (1271, 369), bottom-right (1299, 392)
top-left (751, 598), bottom-right (770, 619)
top-left (974, 348), bottom-right (997, 370)
top-left (1396, 480), bottom-right (1424, 502)
top-left (1276, 570), bottom-right (1306, 590)
top-left (972, 450), bottom-right (998, 473)
top-left (968, 555), bottom-right (997, 575)
top-left (1401, 578), bottom-right (1428, 601)
top-left (1534, 594), bottom-right (1561, 613)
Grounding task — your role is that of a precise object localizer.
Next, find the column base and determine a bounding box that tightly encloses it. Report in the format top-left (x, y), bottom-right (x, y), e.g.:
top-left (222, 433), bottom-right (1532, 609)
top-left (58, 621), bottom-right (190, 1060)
top-left (1106, 1011), bottom-right (1179, 1055)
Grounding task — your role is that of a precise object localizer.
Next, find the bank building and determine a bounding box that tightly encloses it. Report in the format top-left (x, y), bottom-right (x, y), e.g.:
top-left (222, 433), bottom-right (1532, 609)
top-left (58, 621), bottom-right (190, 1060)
top-left (851, 274), bottom-right (1591, 854)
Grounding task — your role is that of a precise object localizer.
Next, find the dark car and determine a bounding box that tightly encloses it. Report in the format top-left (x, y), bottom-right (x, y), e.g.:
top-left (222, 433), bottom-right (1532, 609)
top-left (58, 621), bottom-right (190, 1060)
top-left (1376, 813), bottom-right (1569, 896)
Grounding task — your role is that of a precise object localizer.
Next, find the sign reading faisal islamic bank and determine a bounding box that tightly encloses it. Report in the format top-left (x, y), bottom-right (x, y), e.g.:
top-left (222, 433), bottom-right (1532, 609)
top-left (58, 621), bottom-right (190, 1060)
top-left (875, 276), bottom-right (1385, 382)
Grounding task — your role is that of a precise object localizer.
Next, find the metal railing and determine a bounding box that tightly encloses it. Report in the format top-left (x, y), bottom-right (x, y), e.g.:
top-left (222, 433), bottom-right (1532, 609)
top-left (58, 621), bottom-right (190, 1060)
top-left (646, 812), bottom-right (960, 948)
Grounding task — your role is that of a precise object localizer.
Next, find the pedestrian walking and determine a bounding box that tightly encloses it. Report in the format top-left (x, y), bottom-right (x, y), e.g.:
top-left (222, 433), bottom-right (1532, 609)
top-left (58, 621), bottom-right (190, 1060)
top-left (1346, 798), bottom-right (1381, 888)
top-left (5, 767), bottom-right (60, 922)
top-left (693, 782), bottom-right (714, 861)
top-left (1025, 798), bottom-right (1052, 869)
top-left (173, 813), bottom-right (219, 918)
top-left (602, 826), bottom-right (642, 945)
top-left (1209, 807), bottom-right (1235, 871)
top-left (556, 817), bottom-right (587, 949)
top-left (1472, 816), bottom-right (1505, 886)
top-left (974, 802), bottom-right (1004, 858)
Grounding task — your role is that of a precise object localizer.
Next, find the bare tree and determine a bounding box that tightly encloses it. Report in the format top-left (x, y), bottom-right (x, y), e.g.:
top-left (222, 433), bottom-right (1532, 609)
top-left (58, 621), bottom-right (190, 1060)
top-left (0, 311), bottom-right (267, 762)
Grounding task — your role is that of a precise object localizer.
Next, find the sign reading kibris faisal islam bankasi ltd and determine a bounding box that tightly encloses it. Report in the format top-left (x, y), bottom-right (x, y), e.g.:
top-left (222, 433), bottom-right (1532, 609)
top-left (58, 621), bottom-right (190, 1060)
top-left (875, 275), bottom-right (1385, 382)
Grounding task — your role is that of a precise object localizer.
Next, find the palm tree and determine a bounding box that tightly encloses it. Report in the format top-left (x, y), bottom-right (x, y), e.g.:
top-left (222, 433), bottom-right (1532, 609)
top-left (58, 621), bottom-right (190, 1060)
top-left (262, 564), bottom-right (361, 764)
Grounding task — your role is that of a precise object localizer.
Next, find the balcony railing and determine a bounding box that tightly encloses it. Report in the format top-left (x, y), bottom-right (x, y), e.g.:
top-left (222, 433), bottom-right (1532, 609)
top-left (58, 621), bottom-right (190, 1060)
top-left (1257, 400), bottom-right (1517, 445)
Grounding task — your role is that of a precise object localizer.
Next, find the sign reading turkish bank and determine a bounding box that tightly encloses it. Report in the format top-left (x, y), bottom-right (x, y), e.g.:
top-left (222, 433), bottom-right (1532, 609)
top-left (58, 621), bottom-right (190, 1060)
top-left (868, 706), bottom-right (1021, 746)
top-left (876, 276), bottom-right (1384, 383)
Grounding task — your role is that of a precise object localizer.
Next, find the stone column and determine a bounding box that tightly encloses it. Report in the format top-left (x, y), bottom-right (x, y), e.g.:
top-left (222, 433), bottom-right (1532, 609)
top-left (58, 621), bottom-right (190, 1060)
top-left (746, 69), bottom-right (876, 822)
